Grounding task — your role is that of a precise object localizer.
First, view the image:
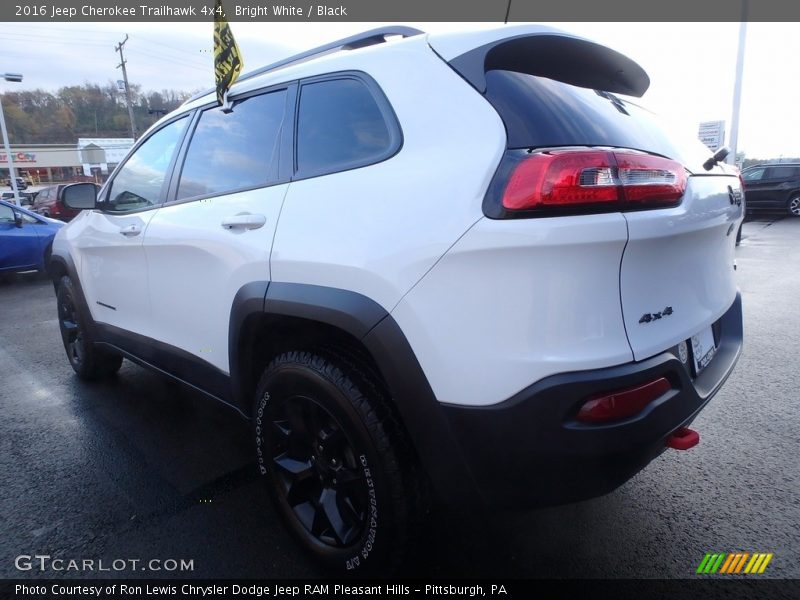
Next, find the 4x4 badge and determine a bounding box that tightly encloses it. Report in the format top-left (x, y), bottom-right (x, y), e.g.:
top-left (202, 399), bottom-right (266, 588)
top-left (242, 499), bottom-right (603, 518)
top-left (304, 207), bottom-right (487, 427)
top-left (639, 306), bottom-right (674, 323)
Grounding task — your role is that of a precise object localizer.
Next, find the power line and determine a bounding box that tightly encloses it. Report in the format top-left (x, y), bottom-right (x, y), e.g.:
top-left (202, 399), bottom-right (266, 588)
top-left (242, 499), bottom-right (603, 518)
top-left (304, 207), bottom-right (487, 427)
top-left (125, 48), bottom-right (209, 72)
top-left (0, 33), bottom-right (114, 48)
top-left (115, 34), bottom-right (138, 140)
top-left (2, 26), bottom-right (213, 62)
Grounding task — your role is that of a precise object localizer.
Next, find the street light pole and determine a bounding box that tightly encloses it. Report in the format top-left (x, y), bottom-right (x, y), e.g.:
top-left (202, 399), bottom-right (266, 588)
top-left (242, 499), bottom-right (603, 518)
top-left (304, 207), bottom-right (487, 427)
top-left (0, 72), bottom-right (23, 204)
top-left (728, 2), bottom-right (748, 166)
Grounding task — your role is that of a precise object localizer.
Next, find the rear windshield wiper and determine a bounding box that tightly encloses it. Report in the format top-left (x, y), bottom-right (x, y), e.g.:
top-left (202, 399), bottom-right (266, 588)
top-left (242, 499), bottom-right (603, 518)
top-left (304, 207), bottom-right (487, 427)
top-left (595, 90), bottom-right (629, 116)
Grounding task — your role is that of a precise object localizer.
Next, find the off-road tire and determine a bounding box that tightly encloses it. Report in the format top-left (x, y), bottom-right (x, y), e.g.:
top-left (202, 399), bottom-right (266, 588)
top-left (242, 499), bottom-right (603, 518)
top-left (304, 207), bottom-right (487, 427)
top-left (253, 350), bottom-right (423, 573)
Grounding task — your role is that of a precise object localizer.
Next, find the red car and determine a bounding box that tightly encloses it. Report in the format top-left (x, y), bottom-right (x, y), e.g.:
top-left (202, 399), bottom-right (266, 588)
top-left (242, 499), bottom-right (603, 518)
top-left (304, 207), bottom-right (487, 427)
top-left (32, 184), bottom-right (98, 221)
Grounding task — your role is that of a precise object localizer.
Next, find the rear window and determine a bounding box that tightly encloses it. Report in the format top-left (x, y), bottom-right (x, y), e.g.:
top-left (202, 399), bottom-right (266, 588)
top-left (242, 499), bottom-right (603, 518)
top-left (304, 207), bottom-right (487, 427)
top-left (765, 166), bottom-right (800, 180)
top-left (484, 70), bottom-right (712, 172)
top-left (295, 77), bottom-right (396, 177)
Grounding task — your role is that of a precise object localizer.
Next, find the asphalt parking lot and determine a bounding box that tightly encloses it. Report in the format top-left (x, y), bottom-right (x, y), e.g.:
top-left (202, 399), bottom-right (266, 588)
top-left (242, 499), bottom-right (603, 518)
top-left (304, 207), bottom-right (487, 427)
top-left (1, 215), bottom-right (799, 581)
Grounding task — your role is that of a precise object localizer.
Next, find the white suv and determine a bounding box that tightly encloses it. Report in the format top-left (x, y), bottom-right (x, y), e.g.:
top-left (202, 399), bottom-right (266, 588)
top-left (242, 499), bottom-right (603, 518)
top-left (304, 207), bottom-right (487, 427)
top-left (50, 25), bottom-right (743, 572)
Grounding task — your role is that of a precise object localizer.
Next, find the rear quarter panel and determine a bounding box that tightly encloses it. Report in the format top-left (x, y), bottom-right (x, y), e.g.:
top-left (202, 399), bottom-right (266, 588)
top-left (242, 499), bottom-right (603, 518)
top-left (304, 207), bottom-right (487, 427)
top-left (270, 38), bottom-right (506, 311)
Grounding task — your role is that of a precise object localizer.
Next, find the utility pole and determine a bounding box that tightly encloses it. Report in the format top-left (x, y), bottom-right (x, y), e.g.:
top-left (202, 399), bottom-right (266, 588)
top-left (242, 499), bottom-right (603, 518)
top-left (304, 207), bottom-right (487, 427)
top-left (115, 34), bottom-right (137, 140)
top-left (728, 1), bottom-right (748, 166)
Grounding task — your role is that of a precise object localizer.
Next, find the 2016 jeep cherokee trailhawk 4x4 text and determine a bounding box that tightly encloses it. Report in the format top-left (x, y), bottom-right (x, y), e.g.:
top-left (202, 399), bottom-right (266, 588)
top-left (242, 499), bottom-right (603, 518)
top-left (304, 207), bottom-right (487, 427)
top-left (49, 25), bottom-right (743, 572)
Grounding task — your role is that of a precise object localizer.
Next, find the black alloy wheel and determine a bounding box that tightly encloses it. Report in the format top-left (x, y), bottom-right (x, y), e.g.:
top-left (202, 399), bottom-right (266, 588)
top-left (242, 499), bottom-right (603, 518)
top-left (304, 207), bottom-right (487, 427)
top-left (268, 394), bottom-right (368, 547)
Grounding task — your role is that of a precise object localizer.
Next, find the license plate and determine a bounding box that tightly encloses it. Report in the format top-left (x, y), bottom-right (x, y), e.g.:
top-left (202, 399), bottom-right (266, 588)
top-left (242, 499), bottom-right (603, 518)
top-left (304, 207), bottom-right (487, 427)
top-left (691, 326), bottom-right (717, 376)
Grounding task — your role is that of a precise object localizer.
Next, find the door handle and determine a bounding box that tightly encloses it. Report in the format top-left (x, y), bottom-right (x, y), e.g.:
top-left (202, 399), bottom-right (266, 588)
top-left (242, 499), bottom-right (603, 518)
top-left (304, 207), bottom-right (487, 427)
top-left (119, 224), bottom-right (142, 236)
top-left (221, 213), bottom-right (267, 230)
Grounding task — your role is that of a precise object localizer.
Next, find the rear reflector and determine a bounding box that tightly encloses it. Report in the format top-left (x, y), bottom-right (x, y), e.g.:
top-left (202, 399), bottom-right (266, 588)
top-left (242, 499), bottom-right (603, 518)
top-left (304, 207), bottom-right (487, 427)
top-left (577, 377), bottom-right (671, 423)
top-left (502, 150), bottom-right (687, 211)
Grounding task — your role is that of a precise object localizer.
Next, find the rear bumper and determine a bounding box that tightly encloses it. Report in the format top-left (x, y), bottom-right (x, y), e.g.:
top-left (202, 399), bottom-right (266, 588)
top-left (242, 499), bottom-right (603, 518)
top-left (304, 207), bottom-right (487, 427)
top-left (441, 292), bottom-right (743, 508)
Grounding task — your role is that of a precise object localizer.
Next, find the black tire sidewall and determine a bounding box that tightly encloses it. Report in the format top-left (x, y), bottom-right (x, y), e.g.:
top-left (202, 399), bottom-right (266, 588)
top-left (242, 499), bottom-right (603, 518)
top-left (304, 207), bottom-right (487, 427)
top-left (254, 359), bottom-right (398, 573)
top-left (56, 276), bottom-right (89, 373)
top-left (56, 276), bottom-right (122, 379)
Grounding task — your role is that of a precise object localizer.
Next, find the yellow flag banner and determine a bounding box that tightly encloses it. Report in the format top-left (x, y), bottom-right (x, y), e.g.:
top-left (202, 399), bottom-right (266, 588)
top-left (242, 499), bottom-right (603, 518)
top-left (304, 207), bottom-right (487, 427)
top-left (213, 0), bottom-right (243, 105)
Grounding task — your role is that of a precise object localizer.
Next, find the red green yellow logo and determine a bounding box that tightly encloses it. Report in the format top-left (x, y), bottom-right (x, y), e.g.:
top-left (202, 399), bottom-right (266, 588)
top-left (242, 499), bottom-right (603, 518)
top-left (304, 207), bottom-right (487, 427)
top-left (697, 552), bottom-right (773, 574)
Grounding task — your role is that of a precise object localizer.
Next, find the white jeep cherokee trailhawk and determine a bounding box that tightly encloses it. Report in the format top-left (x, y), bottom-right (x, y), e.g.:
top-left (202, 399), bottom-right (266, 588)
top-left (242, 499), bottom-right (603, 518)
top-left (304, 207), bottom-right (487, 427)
top-left (50, 25), bottom-right (743, 572)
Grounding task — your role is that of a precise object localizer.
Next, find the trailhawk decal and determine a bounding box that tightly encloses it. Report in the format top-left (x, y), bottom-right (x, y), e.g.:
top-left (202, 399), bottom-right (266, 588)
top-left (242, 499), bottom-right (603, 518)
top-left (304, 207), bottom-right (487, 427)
top-left (345, 455), bottom-right (378, 570)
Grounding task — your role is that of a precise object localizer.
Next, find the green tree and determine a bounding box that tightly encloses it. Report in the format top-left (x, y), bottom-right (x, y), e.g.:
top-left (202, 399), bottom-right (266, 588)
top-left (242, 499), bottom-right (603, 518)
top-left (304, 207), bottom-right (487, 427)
top-left (2, 82), bottom-right (191, 143)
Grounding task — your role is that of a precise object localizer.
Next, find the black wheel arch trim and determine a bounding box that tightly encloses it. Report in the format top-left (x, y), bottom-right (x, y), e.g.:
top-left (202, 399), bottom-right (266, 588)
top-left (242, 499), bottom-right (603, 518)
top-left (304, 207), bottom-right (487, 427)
top-left (48, 253), bottom-right (98, 340)
top-left (229, 281), bottom-right (483, 508)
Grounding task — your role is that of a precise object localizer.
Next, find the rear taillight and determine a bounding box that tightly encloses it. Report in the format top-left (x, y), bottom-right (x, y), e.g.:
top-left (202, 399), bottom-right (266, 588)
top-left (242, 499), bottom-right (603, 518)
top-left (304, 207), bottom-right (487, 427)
top-left (498, 149), bottom-right (687, 213)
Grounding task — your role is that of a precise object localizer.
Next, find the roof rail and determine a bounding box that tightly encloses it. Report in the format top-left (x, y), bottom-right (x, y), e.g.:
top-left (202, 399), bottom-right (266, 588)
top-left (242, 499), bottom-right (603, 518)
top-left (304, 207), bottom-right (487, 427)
top-left (184, 26), bottom-right (425, 104)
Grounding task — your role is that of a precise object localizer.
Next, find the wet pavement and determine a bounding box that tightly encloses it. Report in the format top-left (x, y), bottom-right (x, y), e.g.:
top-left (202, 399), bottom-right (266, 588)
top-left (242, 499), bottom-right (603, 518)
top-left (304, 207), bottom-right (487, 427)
top-left (1, 215), bottom-right (798, 580)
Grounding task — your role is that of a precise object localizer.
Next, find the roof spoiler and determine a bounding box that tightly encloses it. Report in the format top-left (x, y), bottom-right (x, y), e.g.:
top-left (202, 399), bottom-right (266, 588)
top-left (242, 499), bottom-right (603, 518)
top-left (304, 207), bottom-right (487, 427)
top-left (447, 34), bottom-right (650, 98)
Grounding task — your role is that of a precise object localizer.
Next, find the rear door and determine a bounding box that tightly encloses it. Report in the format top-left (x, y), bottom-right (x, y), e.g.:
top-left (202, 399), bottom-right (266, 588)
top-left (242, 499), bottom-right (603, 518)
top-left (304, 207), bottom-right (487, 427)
top-left (761, 166), bottom-right (800, 208)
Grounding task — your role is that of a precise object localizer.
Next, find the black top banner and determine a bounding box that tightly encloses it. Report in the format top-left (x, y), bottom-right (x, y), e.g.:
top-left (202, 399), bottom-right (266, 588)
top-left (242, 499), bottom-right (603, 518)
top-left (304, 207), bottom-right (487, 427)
top-left (2, 0), bottom-right (800, 22)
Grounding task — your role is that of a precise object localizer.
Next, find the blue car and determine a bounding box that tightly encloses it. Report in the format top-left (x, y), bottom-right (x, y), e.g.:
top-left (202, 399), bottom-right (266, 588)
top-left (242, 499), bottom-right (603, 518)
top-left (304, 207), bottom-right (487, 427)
top-left (0, 199), bottom-right (64, 274)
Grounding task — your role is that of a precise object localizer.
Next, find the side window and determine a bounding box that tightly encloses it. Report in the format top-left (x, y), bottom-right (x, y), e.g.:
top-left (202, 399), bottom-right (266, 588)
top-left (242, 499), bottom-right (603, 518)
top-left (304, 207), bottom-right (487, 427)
top-left (106, 116), bottom-right (188, 213)
top-left (765, 166), bottom-right (799, 180)
top-left (177, 89), bottom-right (287, 200)
top-left (0, 204), bottom-right (14, 224)
top-left (296, 77), bottom-right (395, 177)
top-left (743, 168), bottom-right (765, 182)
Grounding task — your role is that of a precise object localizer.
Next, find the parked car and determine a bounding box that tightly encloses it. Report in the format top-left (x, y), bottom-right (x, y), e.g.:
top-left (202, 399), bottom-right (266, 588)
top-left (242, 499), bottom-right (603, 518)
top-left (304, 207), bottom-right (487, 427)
top-left (32, 183), bottom-right (96, 221)
top-left (5, 176), bottom-right (28, 190)
top-left (49, 24), bottom-right (743, 572)
top-left (741, 163), bottom-right (800, 216)
top-left (0, 191), bottom-right (34, 207)
top-left (19, 171), bottom-right (35, 186)
top-left (0, 199), bottom-right (63, 274)
top-left (19, 191), bottom-right (37, 207)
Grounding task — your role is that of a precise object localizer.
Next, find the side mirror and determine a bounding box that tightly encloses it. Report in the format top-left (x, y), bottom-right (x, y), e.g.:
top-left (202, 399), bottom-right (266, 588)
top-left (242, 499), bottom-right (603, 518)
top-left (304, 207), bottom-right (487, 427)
top-left (62, 182), bottom-right (98, 210)
top-left (13, 211), bottom-right (23, 228)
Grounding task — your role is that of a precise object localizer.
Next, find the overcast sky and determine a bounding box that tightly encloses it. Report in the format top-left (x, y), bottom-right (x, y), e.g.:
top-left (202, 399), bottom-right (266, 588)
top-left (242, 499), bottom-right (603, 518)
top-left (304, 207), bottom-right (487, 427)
top-left (1, 21), bottom-right (798, 158)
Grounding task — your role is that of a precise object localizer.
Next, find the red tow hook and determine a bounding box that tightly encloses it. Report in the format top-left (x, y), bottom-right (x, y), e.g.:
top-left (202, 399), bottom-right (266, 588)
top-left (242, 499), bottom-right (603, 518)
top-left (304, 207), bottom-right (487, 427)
top-left (666, 427), bottom-right (700, 450)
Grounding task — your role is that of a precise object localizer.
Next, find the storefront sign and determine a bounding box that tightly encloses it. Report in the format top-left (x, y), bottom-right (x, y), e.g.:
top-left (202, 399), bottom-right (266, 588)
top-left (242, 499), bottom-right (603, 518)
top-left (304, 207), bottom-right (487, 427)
top-left (0, 152), bottom-right (36, 163)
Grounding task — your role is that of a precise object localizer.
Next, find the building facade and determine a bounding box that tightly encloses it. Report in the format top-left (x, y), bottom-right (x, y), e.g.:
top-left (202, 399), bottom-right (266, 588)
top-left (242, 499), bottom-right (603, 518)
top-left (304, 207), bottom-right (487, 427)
top-left (1, 138), bottom-right (133, 184)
